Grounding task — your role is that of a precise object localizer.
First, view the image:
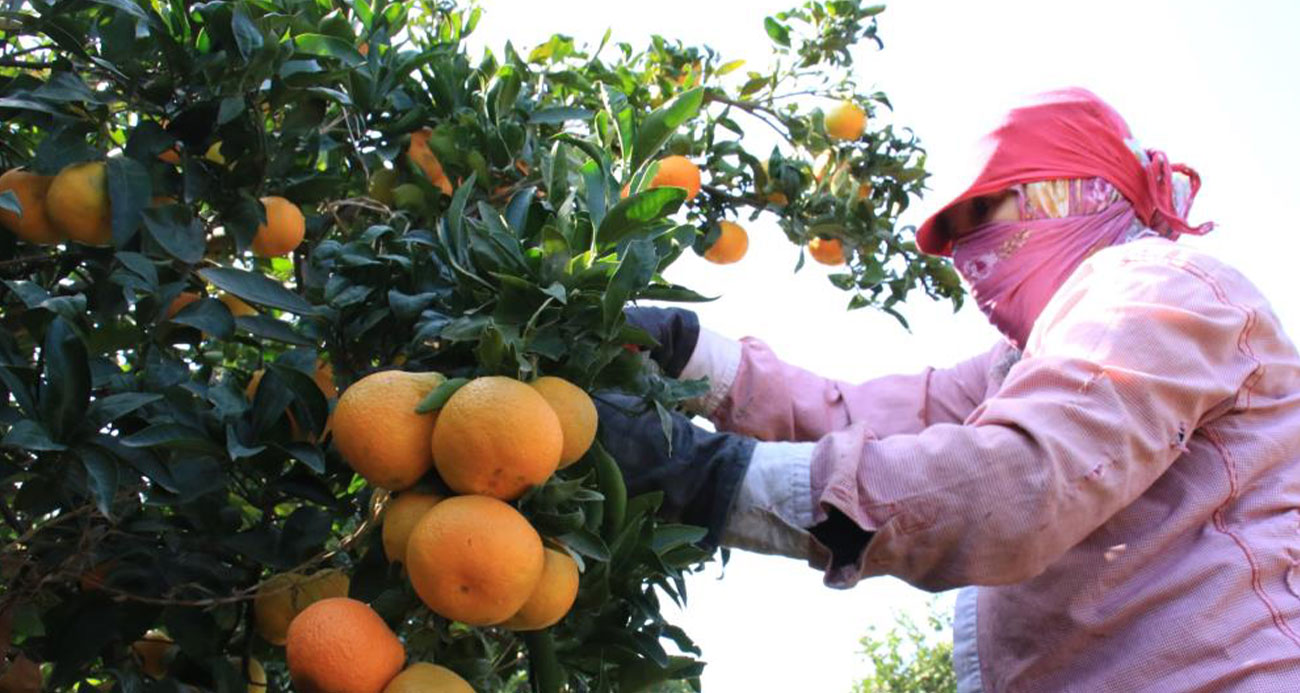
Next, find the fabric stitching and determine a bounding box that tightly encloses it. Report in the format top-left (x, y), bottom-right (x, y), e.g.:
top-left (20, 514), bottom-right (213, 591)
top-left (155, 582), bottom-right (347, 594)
top-left (1203, 425), bottom-right (1300, 649)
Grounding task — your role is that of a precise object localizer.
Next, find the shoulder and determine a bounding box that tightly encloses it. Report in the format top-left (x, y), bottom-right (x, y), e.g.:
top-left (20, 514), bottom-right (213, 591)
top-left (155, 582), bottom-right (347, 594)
top-left (1029, 237), bottom-right (1264, 356)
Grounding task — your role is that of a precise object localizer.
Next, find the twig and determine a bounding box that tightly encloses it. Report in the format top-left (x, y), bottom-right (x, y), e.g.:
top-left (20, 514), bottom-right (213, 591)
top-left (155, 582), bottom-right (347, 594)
top-left (704, 92), bottom-right (792, 142)
top-left (700, 183), bottom-right (766, 209)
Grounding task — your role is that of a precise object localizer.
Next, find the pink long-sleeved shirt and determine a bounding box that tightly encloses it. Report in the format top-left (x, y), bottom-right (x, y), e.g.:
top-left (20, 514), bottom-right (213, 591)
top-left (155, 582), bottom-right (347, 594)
top-left (701, 237), bottom-right (1300, 691)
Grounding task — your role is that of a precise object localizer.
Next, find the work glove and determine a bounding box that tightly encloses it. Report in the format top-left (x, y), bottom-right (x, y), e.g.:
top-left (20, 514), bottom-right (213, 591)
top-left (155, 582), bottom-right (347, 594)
top-left (624, 307), bottom-right (700, 378)
top-left (593, 392), bottom-right (754, 550)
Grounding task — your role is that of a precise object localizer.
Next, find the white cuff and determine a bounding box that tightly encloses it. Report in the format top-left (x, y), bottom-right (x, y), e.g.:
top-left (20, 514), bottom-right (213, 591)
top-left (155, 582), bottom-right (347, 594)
top-left (721, 441), bottom-right (816, 560)
top-left (679, 328), bottom-right (742, 417)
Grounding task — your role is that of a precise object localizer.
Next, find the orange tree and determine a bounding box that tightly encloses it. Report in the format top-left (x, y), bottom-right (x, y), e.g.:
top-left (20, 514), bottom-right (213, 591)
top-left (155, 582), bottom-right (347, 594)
top-left (0, 1), bottom-right (951, 690)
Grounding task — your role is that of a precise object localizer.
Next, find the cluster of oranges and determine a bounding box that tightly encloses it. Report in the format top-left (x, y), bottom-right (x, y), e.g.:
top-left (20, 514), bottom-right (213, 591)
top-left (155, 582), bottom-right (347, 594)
top-left (239, 370), bottom-right (596, 692)
top-left (0, 161), bottom-right (305, 258)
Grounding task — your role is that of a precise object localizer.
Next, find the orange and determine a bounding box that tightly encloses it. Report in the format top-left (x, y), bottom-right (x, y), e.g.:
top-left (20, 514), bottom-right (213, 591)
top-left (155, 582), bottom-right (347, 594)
top-left (333, 370), bottom-right (444, 491)
top-left (253, 569), bottom-right (350, 646)
top-left (765, 191), bottom-right (788, 207)
top-left (165, 291), bottom-right (202, 319)
top-left (46, 161), bottom-right (112, 246)
top-left (857, 182), bottom-right (873, 201)
top-left (703, 221), bottom-right (748, 265)
top-left (628, 155), bottom-right (701, 201)
top-left (251, 196), bottom-right (305, 257)
top-left (158, 146), bottom-right (181, 165)
top-left (0, 169), bottom-right (60, 245)
top-left (382, 491), bottom-right (443, 564)
top-left (286, 598), bottom-right (405, 693)
top-left (229, 657), bottom-right (268, 693)
top-left (78, 559), bottom-right (117, 592)
top-left (408, 128), bottom-right (454, 197)
top-left (826, 100), bottom-right (867, 141)
top-left (501, 548), bottom-right (580, 631)
top-left (808, 237), bottom-right (845, 266)
top-left (132, 630), bottom-right (175, 679)
top-left (432, 376), bottom-right (562, 500)
top-left (382, 663), bottom-right (473, 693)
top-left (405, 495), bottom-right (544, 626)
top-left (529, 376), bottom-right (597, 468)
top-left (219, 292), bottom-right (258, 318)
top-left (0, 654), bottom-right (40, 693)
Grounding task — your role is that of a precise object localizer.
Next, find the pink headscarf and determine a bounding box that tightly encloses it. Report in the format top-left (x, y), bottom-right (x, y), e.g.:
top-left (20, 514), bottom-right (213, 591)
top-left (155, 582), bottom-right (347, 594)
top-left (923, 89), bottom-right (1213, 349)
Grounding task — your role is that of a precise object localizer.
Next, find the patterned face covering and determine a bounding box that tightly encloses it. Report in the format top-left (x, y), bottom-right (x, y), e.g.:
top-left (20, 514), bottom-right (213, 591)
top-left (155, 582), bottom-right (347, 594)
top-left (951, 171), bottom-right (1197, 350)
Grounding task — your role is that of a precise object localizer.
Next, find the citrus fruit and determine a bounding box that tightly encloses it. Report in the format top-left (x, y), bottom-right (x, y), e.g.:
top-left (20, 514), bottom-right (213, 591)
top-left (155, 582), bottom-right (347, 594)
top-left (333, 370), bottom-right (444, 491)
top-left (229, 657), bottom-right (268, 693)
top-left (529, 376), bottom-right (597, 468)
top-left (132, 630), bottom-right (174, 679)
top-left (408, 128), bottom-right (454, 196)
top-left (0, 654), bottom-right (40, 693)
top-left (392, 183), bottom-right (426, 212)
top-left (383, 663), bottom-right (473, 693)
top-left (382, 491), bottom-right (443, 565)
top-left (165, 291), bottom-right (202, 320)
top-left (501, 548), bottom-right (580, 631)
top-left (432, 376), bottom-right (563, 500)
top-left (826, 100), bottom-right (867, 141)
top-left (765, 191), bottom-right (788, 207)
top-left (0, 169), bottom-right (60, 245)
top-left (219, 292), bottom-right (258, 318)
top-left (405, 495), bottom-right (544, 626)
top-left (253, 572), bottom-right (305, 645)
top-left (286, 598), bottom-right (404, 693)
top-left (251, 196), bottom-right (305, 257)
top-left (158, 146), bottom-right (181, 165)
top-left (633, 155), bottom-right (701, 201)
top-left (808, 237), bottom-right (845, 266)
top-left (368, 168), bottom-right (398, 206)
top-left (245, 359), bottom-right (337, 439)
top-left (703, 221), bottom-right (748, 265)
top-left (46, 161), bottom-right (112, 246)
top-left (253, 569), bottom-right (351, 646)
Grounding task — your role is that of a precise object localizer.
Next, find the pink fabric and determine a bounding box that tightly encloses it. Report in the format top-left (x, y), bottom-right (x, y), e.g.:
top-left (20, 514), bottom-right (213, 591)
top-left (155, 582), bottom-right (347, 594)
top-left (916, 88), bottom-right (1213, 256)
top-left (712, 238), bottom-right (1300, 691)
top-left (951, 178), bottom-right (1142, 349)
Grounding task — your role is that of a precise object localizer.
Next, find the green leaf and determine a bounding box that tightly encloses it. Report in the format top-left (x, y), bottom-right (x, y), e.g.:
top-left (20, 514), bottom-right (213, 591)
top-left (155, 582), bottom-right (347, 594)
top-left (32, 129), bottom-right (100, 176)
top-left (558, 528), bottom-right (610, 561)
top-left (293, 33), bottom-right (365, 66)
top-left (529, 107), bottom-right (595, 124)
top-left (596, 188), bottom-right (686, 246)
top-left (120, 424), bottom-right (221, 453)
top-left (764, 17), bottom-right (792, 46)
top-left (86, 393), bottom-right (163, 428)
top-left (77, 446), bottom-right (119, 517)
top-left (632, 87), bottom-right (704, 170)
top-left (415, 377), bottom-right (469, 414)
top-left (234, 315), bottom-right (315, 346)
top-left (1, 419), bottom-right (66, 451)
top-left (231, 6), bottom-right (263, 60)
top-left (170, 297), bottom-right (235, 340)
top-left (651, 524), bottom-right (708, 553)
top-left (91, 0), bottom-right (151, 22)
top-left (142, 205), bottom-right (204, 264)
top-left (39, 317), bottom-right (90, 443)
top-left (105, 156), bottom-right (151, 246)
top-left (602, 239), bottom-right (657, 332)
top-left (0, 190), bottom-right (19, 216)
top-left (198, 267), bottom-right (315, 315)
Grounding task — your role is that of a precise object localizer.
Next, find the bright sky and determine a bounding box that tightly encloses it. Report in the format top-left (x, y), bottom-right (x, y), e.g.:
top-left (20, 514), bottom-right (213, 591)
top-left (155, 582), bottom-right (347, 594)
top-left (471, 1), bottom-right (1300, 690)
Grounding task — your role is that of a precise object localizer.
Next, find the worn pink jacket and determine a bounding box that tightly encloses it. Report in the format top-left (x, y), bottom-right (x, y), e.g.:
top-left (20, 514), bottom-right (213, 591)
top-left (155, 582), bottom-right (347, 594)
top-left (704, 238), bottom-right (1300, 691)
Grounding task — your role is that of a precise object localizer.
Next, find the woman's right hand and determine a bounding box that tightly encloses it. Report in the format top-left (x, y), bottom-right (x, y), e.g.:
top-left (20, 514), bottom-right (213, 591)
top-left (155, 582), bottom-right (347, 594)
top-left (624, 306), bottom-right (700, 378)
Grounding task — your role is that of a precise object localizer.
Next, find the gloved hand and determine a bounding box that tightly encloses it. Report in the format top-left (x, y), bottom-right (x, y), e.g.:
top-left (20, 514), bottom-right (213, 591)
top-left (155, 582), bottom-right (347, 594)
top-left (624, 307), bottom-right (700, 378)
top-left (594, 392), bottom-right (754, 550)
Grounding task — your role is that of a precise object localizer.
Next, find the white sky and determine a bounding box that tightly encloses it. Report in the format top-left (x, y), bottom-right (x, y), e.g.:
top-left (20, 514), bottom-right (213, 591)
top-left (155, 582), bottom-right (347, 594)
top-left (471, 1), bottom-right (1300, 690)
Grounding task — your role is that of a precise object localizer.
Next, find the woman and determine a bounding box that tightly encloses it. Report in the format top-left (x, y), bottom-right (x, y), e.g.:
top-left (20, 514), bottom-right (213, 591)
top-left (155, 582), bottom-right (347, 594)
top-left (599, 88), bottom-right (1300, 691)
